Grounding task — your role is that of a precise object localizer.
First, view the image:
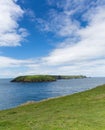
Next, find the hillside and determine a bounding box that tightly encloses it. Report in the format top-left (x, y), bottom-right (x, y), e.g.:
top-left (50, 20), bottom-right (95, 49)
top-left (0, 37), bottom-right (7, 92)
top-left (0, 84), bottom-right (105, 129)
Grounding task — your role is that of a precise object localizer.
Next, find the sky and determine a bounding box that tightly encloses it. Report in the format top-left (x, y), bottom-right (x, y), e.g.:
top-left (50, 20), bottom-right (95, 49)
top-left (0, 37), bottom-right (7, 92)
top-left (0, 0), bottom-right (105, 78)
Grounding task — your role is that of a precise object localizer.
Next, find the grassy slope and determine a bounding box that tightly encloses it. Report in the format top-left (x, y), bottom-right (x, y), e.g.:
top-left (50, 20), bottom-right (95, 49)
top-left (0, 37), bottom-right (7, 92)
top-left (0, 84), bottom-right (105, 130)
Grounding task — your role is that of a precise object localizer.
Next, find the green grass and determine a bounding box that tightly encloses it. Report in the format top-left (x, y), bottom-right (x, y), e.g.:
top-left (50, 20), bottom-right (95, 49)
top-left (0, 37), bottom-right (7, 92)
top-left (11, 75), bottom-right (56, 82)
top-left (1, 84), bottom-right (105, 129)
top-left (56, 75), bottom-right (86, 79)
top-left (11, 75), bottom-right (86, 82)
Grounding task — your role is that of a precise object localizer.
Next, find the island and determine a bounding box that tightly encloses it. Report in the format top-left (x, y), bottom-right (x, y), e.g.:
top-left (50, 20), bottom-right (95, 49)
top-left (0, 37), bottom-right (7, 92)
top-left (11, 75), bottom-right (56, 82)
top-left (11, 75), bottom-right (87, 82)
top-left (54, 75), bottom-right (87, 79)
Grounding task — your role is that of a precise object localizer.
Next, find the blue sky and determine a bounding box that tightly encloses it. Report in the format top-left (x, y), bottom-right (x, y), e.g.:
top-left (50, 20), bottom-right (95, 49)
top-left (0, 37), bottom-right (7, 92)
top-left (0, 0), bottom-right (105, 78)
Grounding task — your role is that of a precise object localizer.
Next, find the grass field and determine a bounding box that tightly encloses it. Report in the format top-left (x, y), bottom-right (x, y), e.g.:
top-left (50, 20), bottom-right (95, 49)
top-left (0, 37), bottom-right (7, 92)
top-left (0, 84), bottom-right (105, 130)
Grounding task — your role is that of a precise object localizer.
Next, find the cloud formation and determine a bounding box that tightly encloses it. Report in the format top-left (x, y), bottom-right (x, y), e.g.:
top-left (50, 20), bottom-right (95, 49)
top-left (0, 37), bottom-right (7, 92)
top-left (1, 0), bottom-right (105, 77)
top-left (35, 0), bottom-right (105, 76)
top-left (0, 56), bottom-right (40, 77)
top-left (0, 0), bottom-right (28, 46)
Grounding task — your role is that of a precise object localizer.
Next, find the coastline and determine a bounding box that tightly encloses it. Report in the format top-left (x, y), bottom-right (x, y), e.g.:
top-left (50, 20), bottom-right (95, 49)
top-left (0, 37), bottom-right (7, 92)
top-left (1, 83), bottom-right (104, 111)
top-left (1, 84), bottom-right (105, 129)
top-left (18, 83), bottom-right (105, 107)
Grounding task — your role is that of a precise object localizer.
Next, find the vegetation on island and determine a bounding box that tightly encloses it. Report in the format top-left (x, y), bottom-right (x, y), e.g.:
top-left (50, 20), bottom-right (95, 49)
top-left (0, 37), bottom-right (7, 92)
top-left (11, 75), bottom-right (56, 82)
top-left (0, 84), bottom-right (105, 129)
top-left (54, 75), bottom-right (87, 79)
top-left (11, 75), bottom-right (86, 82)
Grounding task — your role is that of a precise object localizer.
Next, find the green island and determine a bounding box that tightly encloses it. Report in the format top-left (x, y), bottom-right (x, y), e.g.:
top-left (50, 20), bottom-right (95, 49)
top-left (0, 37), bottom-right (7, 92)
top-left (0, 84), bottom-right (105, 129)
top-left (11, 75), bottom-right (86, 82)
top-left (11, 75), bottom-right (56, 82)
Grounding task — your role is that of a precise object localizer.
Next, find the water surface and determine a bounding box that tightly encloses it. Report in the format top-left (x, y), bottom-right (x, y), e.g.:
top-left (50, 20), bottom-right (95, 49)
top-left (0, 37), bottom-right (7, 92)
top-left (0, 77), bottom-right (105, 110)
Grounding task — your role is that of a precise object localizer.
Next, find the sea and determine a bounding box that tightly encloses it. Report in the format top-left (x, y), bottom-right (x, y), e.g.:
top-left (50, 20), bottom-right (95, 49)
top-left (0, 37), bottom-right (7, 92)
top-left (0, 77), bottom-right (105, 110)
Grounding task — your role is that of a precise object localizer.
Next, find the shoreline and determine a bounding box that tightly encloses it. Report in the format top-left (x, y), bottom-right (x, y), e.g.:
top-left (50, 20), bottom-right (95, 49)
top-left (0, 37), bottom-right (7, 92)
top-left (1, 84), bottom-right (105, 129)
top-left (18, 83), bottom-right (105, 105)
top-left (1, 83), bottom-right (104, 111)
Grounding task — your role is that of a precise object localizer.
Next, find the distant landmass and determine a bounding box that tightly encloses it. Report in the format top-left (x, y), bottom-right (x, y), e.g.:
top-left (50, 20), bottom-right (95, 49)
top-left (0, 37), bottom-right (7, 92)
top-left (11, 75), bottom-right (87, 82)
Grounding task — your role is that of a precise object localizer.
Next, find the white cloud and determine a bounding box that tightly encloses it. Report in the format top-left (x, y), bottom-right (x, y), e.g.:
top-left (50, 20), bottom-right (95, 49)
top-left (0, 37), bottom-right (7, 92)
top-left (0, 56), bottom-right (31, 67)
top-left (42, 6), bottom-right (105, 65)
top-left (34, 1), bottom-right (105, 77)
top-left (0, 0), bottom-right (28, 46)
top-left (0, 56), bottom-right (39, 77)
top-left (1, 0), bottom-right (105, 77)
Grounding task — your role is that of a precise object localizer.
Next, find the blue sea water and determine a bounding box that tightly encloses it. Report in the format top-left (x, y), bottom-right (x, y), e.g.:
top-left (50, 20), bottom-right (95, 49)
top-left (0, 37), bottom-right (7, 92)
top-left (0, 77), bottom-right (105, 110)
